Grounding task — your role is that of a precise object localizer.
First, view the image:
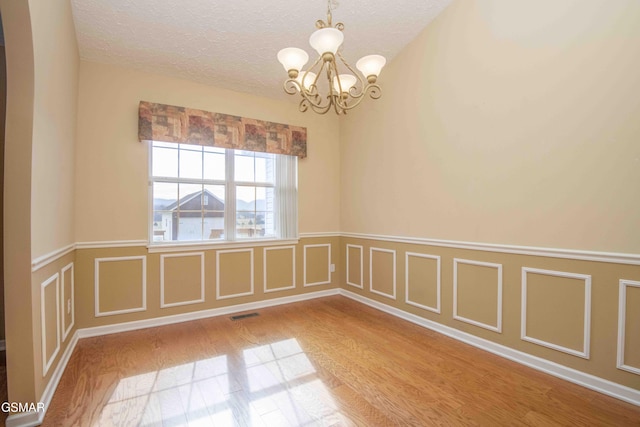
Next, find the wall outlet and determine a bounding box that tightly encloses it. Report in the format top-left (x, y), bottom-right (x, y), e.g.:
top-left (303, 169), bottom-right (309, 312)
top-left (67, 299), bottom-right (71, 314)
top-left (330, 263), bottom-right (335, 273)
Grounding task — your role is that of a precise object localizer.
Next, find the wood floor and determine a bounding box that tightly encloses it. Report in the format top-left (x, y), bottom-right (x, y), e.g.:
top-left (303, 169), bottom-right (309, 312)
top-left (43, 296), bottom-right (640, 426)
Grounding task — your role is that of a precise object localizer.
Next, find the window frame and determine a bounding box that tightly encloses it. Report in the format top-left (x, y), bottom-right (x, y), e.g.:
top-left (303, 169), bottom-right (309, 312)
top-left (148, 142), bottom-right (298, 251)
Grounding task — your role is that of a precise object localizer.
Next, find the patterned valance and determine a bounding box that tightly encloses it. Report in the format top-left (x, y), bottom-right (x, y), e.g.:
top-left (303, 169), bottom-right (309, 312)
top-left (138, 101), bottom-right (307, 158)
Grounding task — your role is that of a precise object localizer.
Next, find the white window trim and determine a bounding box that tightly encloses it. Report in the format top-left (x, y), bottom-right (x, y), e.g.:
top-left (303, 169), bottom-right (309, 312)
top-left (148, 143), bottom-right (297, 246)
top-left (147, 238), bottom-right (300, 253)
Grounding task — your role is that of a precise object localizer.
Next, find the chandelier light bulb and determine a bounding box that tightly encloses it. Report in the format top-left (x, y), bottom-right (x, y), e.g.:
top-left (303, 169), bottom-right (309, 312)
top-left (309, 28), bottom-right (344, 56)
top-left (277, 48), bottom-right (309, 77)
top-left (332, 74), bottom-right (357, 94)
top-left (356, 55), bottom-right (386, 82)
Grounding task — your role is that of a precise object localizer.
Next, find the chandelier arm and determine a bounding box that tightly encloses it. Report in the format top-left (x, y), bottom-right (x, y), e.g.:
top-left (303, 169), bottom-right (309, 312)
top-left (336, 51), bottom-right (365, 90)
top-left (299, 87), bottom-right (329, 111)
top-left (284, 79), bottom-right (302, 95)
top-left (297, 60), bottom-right (333, 112)
top-left (313, 103), bottom-right (333, 114)
top-left (298, 57), bottom-right (322, 99)
top-left (306, 55), bottom-right (324, 75)
top-left (302, 96), bottom-right (333, 115)
top-left (365, 83), bottom-right (382, 100)
top-left (285, 75), bottom-right (331, 113)
top-left (301, 98), bottom-right (333, 114)
top-left (334, 83), bottom-right (382, 112)
top-left (329, 58), bottom-right (342, 95)
top-left (333, 94), bottom-right (345, 115)
top-left (299, 98), bottom-right (309, 113)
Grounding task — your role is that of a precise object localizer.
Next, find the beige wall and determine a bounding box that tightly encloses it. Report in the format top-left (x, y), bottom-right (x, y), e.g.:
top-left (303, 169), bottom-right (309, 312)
top-left (29, 0), bottom-right (78, 258)
top-left (75, 61), bottom-right (341, 243)
top-left (340, 0), bottom-right (640, 254)
top-left (28, 0), bottom-right (80, 403)
top-left (1, 0), bottom-right (37, 404)
top-left (1, 0), bottom-right (79, 406)
top-left (0, 44), bottom-right (6, 341)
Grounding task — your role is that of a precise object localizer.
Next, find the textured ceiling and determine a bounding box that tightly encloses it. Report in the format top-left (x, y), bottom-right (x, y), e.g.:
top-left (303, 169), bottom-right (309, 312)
top-left (70, 0), bottom-right (452, 100)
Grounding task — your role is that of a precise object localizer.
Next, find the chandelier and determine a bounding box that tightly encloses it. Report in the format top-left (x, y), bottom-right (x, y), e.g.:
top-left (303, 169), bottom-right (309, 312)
top-left (277, 1), bottom-right (386, 115)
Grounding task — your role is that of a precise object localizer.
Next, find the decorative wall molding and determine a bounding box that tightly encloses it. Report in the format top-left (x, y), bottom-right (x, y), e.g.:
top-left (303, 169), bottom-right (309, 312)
top-left (263, 246), bottom-right (296, 293)
top-left (341, 232), bottom-right (640, 266)
top-left (521, 267), bottom-right (591, 359)
top-left (339, 289), bottom-right (640, 407)
top-left (369, 247), bottom-right (397, 300)
top-left (61, 263), bottom-right (75, 342)
top-left (216, 248), bottom-right (254, 299)
top-left (76, 240), bottom-right (147, 249)
top-left (94, 256), bottom-right (147, 317)
top-left (35, 233), bottom-right (640, 273)
top-left (299, 232), bottom-right (341, 238)
top-left (160, 252), bottom-right (205, 308)
top-left (405, 252), bottom-right (441, 314)
top-left (148, 239), bottom-right (299, 253)
top-left (346, 244), bottom-right (364, 289)
top-left (617, 279), bottom-right (640, 375)
top-left (41, 273), bottom-right (60, 377)
top-left (453, 258), bottom-right (503, 333)
top-left (31, 244), bottom-right (75, 272)
top-left (303, 244), bottom-right (332, 287)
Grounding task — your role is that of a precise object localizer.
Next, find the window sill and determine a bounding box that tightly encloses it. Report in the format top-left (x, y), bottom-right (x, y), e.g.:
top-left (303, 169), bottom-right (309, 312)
top-left (147, 238), bottom-right (300, 253)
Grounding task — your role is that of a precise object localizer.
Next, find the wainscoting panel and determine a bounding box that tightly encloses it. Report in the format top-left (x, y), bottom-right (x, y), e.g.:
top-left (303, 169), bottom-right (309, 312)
top-left (522, 267), bottom-right (591, 359)
top-left (161, 252), bottom-right (205, 308)
top-left (369, 247), bottom-right (396, 300)
top-left (61, 263), bottom-right (75, 341)
top-left (346, 244), bottom-right (363, 289)
top-left (340, 233), bottom-right (640, 393)
top-left (303, 244), bottom-right (331, 287)
top-left (618, 280), bottom-right (640, 375)
top-left (41, 273), bottom-right (60, 376)
top-left (216, 249), bottom-right (254, 299)
top-left (453, 259), bottom-right (502, 333)
top-left (405, 252), bottom-right (440, 314)
top-left (74, 237), bottom-right (340, 330)
top-left (95, 256), bottom-right (147, 317)
top-left (264, 246), bottom-right (296, 293)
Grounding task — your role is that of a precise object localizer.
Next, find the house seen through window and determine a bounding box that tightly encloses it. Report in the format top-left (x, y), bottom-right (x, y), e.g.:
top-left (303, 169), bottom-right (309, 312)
top-left (150, 142), bottom-right (297, 243)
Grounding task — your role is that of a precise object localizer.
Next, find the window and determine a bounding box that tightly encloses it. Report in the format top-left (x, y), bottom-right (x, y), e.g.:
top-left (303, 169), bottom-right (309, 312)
top-left (150, 142), bottom-right (297, 243)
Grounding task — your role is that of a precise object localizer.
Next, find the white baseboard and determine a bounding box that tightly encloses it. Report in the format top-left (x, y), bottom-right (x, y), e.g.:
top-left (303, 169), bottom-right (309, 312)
top-left (4, 410), bottom-right (40, 427)
top-left (78, 288), bottom-right (340, 338)
top-left (339, 289), bottom-right (640, 407)
top-left (5, 332), bottom-right (79, 427)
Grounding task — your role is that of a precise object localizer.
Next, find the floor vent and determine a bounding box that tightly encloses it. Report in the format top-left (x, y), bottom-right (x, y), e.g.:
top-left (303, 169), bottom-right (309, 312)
top-left (230, 312), bottom-right (259, 321)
